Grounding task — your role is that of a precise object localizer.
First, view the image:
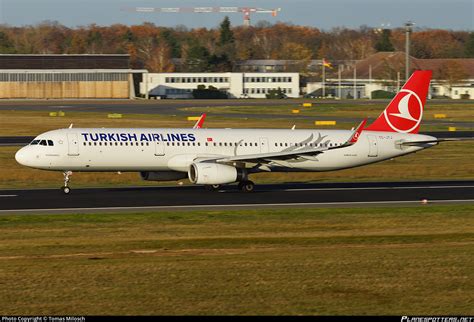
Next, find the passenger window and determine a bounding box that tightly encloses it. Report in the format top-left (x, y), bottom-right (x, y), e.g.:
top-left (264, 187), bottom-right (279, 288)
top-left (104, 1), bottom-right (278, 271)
top-left (213, 143), bottom-right (216, 146)
top-left (205, 142), bottom-right (208, 146)
top-left (83, 142), bottom-right (86, 146)
top-left (99, 142), bottom-right (102, 146)
top-left (244, 143), bottom-right (247, 146)
top-left (193, 142), bottom-right (196, 146)
top-left (224, 143), bottom-right (227, 147)
top-left (219, 142), bottom-right (222, 146)
top-left (198, 142), bottom-right (200, 146)
top-left (94, 142), bottom-right (97, 146)
top-left (89, 142), bottom-right (92, 146)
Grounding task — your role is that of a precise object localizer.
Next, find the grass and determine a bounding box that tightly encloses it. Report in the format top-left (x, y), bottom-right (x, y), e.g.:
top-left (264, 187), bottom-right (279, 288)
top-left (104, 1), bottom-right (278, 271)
top-left (183, 102), bottom-right (474, 120)
top-left (0, 205), bottom-right (473, 315)
top-left (0, 110), bottom-right (362, 136)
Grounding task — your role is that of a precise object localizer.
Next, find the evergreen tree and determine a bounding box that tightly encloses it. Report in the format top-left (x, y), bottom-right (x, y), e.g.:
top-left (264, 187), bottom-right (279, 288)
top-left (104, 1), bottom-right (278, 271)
top-left (374, 29), bottom-right (395, 52)
top-left (186, 43), bottom-right (211, 72)
top-left (219, 16), bottom-right (234, 45)
top-left (465, 32), bottom-right (474, 57)
top-left (213, 16), bottom-right (235, 71)
top-left (161, 29), bottom-right (181, 58)
top-left (0, 31), bottom-right (16, 54)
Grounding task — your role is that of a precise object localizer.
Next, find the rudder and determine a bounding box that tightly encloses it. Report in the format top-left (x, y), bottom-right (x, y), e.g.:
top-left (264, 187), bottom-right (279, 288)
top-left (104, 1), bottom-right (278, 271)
top-left (365, 70), bottom-right (432, 134)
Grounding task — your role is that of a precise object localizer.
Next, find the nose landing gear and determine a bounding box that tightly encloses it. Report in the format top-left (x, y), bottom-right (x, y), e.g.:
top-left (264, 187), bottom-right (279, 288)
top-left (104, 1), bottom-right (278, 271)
top-left (61, 171), bottom-right (72, 194)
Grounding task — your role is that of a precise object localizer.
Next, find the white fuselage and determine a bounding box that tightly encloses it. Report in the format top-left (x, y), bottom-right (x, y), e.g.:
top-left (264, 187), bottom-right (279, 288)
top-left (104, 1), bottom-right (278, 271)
top-left (15, 128), bottom-right (436, 174)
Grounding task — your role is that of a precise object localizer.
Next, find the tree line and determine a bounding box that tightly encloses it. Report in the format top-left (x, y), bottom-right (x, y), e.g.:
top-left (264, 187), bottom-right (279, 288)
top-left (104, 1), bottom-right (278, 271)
top-left (0, 18), bottom-right (472, 73)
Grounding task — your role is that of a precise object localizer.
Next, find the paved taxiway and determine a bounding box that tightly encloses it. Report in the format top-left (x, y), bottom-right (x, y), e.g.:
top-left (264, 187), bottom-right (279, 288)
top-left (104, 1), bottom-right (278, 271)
top-left (1, 181), bottom-right (473, 214)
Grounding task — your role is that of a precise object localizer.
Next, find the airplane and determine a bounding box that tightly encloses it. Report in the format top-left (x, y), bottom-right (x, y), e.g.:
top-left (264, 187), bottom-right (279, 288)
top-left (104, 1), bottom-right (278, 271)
top-left (15, 70), bottom-right (451, 194)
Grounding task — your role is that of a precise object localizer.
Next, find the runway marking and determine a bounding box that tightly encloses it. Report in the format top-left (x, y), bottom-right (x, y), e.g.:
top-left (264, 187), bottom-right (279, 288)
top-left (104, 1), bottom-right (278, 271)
top-left (1, 199), bottom-right (473, 214)
top-left (0, 195), bottom-right (17, 197)
top-left (283, 185), bottom-right (474, 192)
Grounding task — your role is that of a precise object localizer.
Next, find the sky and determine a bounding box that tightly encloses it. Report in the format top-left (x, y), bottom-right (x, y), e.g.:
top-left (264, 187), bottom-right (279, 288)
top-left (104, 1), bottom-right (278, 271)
top-left (0, 0), bottom-right (472, 30)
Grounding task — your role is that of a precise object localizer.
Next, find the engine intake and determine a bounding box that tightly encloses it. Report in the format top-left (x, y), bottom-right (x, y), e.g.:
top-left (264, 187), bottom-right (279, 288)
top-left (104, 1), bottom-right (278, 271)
top-left (188, 163), bottom-right (246, 185)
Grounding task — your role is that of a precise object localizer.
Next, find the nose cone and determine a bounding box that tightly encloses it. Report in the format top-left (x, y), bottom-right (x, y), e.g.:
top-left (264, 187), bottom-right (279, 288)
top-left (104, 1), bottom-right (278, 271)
top-left (15, 147), bottom-right (30, 166)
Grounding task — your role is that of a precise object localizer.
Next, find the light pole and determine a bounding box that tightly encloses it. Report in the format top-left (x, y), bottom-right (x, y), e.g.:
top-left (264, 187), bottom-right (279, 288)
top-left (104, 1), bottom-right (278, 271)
top-left (405, 21), bottom-right (414, 81)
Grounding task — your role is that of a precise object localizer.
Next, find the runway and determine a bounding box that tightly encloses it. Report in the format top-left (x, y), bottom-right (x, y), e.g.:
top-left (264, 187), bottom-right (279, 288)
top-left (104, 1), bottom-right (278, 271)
top-left (1, 181), bottom-right (473, 214)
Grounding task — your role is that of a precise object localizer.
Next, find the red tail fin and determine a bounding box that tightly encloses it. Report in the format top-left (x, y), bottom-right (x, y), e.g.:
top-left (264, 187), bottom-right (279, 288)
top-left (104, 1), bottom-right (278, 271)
top-left (365, 70), bottom-right (432, 134)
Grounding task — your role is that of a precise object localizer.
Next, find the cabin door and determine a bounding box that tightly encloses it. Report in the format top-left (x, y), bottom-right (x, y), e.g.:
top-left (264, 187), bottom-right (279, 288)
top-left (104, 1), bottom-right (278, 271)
top-left (67, 133), bottom-right (80, 156)
top-left (368, 135), bottom-right (378, 157)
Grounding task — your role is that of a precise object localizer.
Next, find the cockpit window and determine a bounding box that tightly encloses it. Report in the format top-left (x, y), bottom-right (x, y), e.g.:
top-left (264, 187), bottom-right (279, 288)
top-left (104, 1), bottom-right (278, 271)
top-left (31, 139), bottom-right (54, 146)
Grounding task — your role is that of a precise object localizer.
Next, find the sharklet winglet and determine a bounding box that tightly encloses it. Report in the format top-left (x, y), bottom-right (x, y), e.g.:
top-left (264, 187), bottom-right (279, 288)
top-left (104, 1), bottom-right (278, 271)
top-left (348, 118), bottom-right (367, 145)
top-left (193, 113), bottom-right (206, 129)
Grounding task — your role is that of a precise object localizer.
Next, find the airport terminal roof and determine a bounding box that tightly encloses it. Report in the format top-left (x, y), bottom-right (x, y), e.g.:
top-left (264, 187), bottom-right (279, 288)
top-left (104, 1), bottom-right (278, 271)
top-left (0, 54), bottom-right (130, 70)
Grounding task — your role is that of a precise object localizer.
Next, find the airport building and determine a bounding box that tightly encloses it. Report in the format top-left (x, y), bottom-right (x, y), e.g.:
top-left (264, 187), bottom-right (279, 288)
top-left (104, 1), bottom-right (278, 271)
top-left (140, 72), bottom-right (300, 99)
top-left (0, 54), bottom-right (145, 99)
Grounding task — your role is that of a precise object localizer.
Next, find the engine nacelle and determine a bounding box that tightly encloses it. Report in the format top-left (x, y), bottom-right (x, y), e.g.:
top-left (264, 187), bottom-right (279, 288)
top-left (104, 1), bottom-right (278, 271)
top-left (188, 163), bottom-right (246, 185)
top-left (140, 171), bottom-right (187, 182)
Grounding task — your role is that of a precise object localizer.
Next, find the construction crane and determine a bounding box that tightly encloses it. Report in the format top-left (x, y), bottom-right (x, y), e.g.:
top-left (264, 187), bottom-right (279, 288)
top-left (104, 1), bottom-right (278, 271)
top-left (123, 6), bottom-right (282, 27)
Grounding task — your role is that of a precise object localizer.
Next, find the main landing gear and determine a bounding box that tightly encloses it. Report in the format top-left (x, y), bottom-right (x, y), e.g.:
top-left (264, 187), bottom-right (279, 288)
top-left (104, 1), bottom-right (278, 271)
top-left (205, 184), bottom-right (222, 191)
top-left (61, 171), bottom-right (72, 194)
top-left (238, 180), bottom-right (255, 192)
top-left (204, 180), bottom-right (255, 192)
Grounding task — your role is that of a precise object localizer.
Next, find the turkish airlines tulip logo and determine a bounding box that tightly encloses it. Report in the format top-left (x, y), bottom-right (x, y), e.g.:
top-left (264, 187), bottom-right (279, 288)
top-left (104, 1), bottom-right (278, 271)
top-left (384, 89), bottom-right (423, 133)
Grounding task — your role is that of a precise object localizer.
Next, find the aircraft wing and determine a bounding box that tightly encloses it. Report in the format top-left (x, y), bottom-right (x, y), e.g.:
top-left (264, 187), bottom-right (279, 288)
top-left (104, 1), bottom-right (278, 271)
top-left (215, 119), bottom-right (367, 164)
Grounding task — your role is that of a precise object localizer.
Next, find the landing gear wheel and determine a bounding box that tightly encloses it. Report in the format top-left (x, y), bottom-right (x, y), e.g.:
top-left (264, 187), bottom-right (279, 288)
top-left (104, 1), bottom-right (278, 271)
top-left (61, 171), bottom-right (72, 194)
top-left (238, 180), bottom-right (255, 192)
top-left (205, 184), bottom-right (221, 191)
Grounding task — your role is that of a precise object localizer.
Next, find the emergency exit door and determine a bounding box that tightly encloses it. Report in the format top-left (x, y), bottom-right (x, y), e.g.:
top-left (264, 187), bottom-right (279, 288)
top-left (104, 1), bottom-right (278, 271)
top-left (67, 133), bottom-right (80, 156)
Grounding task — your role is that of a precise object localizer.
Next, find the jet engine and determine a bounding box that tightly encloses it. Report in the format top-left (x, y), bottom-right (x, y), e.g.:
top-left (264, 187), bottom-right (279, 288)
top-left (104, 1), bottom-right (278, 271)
top-left (188, 162), bottom-right (246, 185)
top-left (140, 171), bottom-right (187, 181)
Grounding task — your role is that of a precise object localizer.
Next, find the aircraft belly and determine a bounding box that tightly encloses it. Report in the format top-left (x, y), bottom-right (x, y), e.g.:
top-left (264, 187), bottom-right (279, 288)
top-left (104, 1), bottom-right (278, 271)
top-left (52, 150), bottom-right (170, 171)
